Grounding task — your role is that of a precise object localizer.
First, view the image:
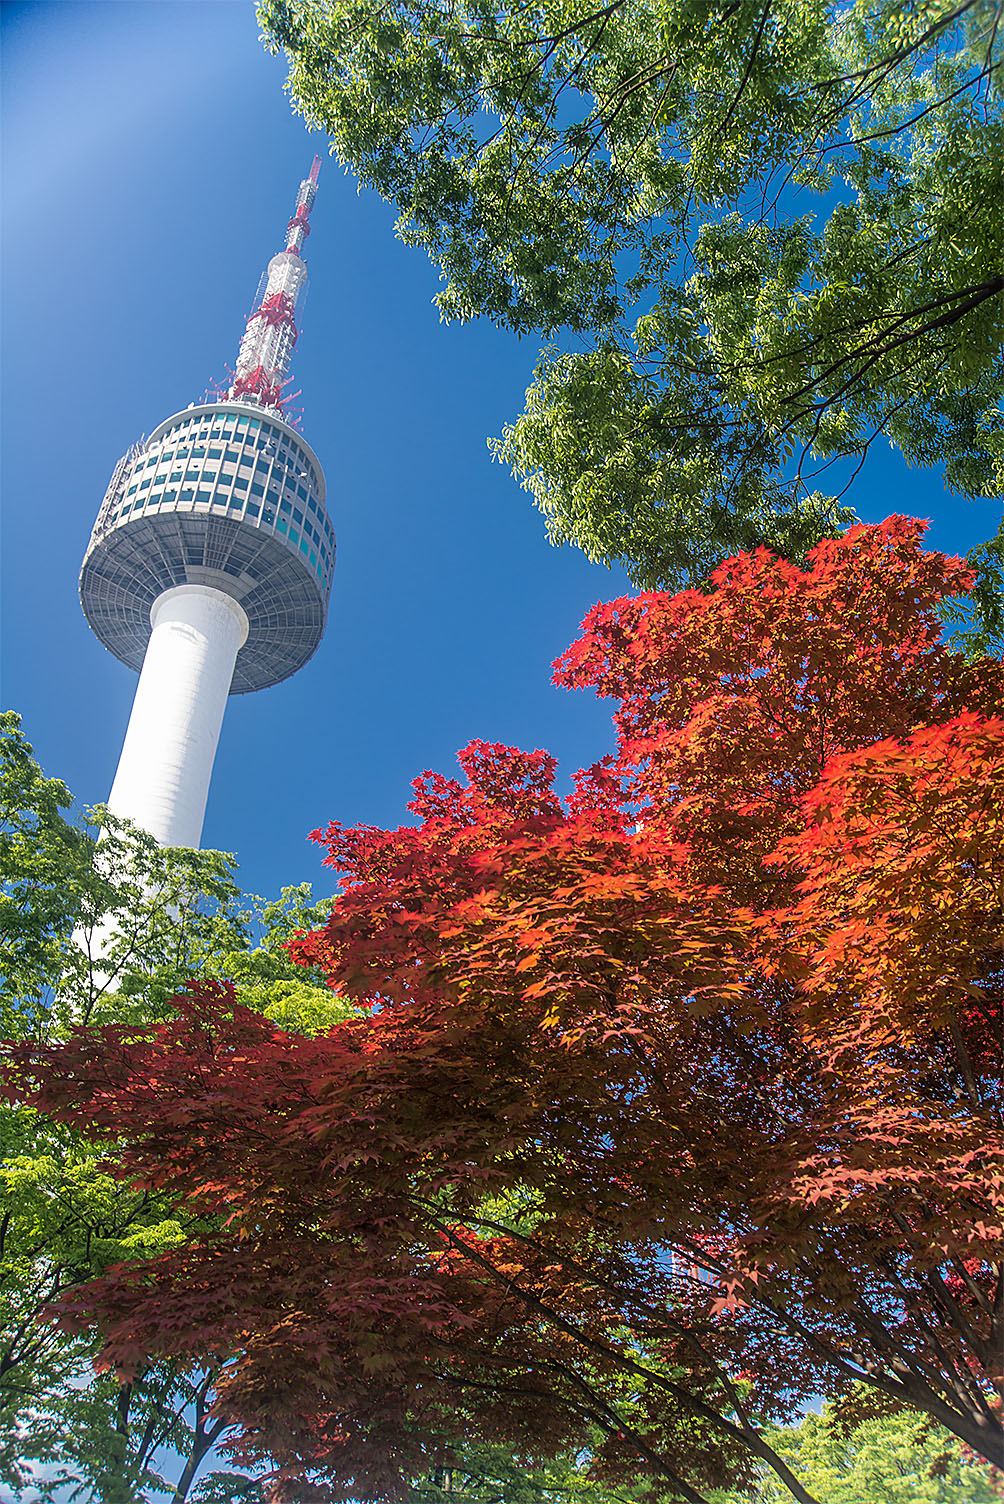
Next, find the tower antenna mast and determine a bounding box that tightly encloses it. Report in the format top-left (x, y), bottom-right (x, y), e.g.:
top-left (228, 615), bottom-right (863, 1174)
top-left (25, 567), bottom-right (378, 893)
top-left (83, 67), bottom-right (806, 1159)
top-left (230, 155), bottom-right (322, 413)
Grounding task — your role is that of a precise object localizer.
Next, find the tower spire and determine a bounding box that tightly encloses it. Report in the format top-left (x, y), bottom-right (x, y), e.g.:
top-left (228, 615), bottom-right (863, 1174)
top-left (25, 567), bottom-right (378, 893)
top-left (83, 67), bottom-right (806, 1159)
top-left (229, 155), bottom-right (322, 414)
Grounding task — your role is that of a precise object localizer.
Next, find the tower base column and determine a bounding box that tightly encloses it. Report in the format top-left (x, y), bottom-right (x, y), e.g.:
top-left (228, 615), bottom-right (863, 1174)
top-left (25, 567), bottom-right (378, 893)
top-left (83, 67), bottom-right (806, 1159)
top-left (106, 585), bottom-right (250, 848)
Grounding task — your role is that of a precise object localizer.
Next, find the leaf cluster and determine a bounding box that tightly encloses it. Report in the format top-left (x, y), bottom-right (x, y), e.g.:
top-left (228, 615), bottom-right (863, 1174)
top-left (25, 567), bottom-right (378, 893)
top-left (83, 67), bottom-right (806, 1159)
top-left (260, 0), bottom-right (1003, 622)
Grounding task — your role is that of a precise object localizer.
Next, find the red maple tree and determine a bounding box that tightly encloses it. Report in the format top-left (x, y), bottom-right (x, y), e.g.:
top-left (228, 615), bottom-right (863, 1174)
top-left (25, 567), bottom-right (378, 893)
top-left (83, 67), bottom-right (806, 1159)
top-left (5, 519), bottom-right (1002, 1503)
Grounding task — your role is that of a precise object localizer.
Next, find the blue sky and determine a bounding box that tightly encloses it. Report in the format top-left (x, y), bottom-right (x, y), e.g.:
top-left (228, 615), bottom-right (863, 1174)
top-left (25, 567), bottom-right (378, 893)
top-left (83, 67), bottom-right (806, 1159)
top-left (1, 0), bottom-right (995, 906)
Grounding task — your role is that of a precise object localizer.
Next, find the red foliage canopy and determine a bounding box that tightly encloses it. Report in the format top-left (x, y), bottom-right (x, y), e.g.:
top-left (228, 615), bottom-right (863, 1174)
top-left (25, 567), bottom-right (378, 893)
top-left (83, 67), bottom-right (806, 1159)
top-left (5, 520), bottom-right (1002, 1504)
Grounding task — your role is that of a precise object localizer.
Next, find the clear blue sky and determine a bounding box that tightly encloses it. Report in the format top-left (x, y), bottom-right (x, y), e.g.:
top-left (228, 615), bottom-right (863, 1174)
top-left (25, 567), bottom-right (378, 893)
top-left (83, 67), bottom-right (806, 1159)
top-left (1, 0), bottom-right (995, 905)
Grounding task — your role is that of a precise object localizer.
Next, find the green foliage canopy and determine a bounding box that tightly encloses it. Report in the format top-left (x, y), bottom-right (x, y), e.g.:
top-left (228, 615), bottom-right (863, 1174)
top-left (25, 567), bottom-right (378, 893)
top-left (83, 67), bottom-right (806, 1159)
top-left (714, 1396), bottom-right (1001, 1503)
top-left (260, 0), bottom-right (1002, 599)
top-left (0, 712), bottom-right (347, 1502)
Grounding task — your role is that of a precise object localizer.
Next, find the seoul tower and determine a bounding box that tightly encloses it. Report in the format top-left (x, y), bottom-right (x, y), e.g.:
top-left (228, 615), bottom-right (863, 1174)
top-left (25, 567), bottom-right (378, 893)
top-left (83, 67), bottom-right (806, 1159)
top-left (80, 158), bottom-right (333, 849)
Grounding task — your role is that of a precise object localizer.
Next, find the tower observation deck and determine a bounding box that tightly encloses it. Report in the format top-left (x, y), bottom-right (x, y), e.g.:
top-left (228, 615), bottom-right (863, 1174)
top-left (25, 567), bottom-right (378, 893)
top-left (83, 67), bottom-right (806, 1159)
top-left (80, 158), bottom-right (332, 848)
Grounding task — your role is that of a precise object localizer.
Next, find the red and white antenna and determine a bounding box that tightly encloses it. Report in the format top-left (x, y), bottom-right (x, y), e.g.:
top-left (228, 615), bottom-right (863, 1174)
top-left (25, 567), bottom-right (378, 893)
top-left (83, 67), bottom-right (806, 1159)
top-left (229, 156), bottom-right (321, 413)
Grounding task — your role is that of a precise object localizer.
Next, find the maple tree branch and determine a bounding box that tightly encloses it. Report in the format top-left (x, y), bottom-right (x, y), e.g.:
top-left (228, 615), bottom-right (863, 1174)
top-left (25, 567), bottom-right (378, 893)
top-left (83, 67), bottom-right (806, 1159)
top-left (540, 1354), bottom-right (721, 1504)
top-left (923, 1267), bottom-right (1001, 1385)
top-left (668, 1227), bottom-right (994, 1450)
top-left (947, 1017), bottom-right (982, 1110)
top-left (436, 1356), bottom-right (718, 1504)
top-left (883, 1207), bottom-right (1000, 1386)
top-left (947, 1255), bottom-right (995, 1319)
top-left (431, 1221), bottom-right (823, 1504)
top-left (990, 1266), bottom-right (1004, 1357)
top-left (649, 1308), bottom-right (760, 1433)
top-left (810, 1239), bottom-right (1002, 1458)
top-left (846, 1285), bottom-right (974, 1406)
top-left (416, 1192), bottom-right (760, 1429)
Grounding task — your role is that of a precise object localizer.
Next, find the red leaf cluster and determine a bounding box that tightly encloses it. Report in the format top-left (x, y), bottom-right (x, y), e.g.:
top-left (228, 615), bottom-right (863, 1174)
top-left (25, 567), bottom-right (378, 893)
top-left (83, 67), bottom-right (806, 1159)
top-left (5, 519), bottom-right (1002, 1503)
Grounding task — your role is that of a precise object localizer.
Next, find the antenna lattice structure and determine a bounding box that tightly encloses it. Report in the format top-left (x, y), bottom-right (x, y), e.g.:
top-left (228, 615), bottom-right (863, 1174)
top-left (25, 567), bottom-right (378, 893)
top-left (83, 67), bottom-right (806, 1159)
top-left (230, 156), bottom-right (320, 411)
top-left (79, 159), bottom-right (333, 849)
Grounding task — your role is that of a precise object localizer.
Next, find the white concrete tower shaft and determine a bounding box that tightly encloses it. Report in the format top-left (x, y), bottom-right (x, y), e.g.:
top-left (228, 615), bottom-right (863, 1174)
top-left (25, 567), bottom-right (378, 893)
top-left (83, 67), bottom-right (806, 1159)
top-left (106, 586), bottom-right (249, 848)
